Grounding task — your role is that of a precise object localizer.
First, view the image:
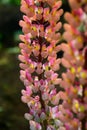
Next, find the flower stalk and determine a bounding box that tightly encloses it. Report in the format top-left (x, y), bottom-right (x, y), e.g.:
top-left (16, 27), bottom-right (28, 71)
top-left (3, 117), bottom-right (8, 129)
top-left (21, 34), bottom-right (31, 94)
top-left (60, 0), bottom-right (87, 129)
top-left (19, 0), bottom-right (63, 129)
top-left (19, 0), bottom-right (87, 129)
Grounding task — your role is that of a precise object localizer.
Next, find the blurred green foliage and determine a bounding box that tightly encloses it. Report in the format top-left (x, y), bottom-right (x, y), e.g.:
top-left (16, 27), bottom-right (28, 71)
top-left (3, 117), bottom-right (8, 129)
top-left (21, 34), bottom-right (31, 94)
top-left (0, 0), bottom-right (20, 5)
top-left (0, 0), bottom-right (22, 48)
top-left (0, 50), bottom-right (29, 130)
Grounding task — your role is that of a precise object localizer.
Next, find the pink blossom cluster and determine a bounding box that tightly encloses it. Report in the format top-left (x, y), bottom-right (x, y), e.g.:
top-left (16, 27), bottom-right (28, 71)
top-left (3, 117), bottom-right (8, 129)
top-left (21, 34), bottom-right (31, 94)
top-left (19, 0), bottom-right (64, 129)
top-left (59, 0), bottom-right (87, 129)
top-left (19, 0), bottom-right (87, 130)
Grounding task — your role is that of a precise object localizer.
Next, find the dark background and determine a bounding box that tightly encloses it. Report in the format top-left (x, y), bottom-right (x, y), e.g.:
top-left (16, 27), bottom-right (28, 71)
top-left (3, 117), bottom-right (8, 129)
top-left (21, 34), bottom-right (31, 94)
top-left (0, 0), bottom-right (70, 129)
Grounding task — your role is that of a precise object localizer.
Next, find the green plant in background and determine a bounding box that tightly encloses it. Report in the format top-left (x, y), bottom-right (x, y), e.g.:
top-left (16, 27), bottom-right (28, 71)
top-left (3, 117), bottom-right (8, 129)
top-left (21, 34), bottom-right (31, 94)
top-left (0, 0), bottom-right (20, 5)
top-left (0, 33), bottom-right (3, 49)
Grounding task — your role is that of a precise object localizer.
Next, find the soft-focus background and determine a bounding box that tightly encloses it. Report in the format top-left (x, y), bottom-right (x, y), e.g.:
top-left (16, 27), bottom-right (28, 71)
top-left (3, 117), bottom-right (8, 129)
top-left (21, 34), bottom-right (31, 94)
top-left (0, 0), bottom-right (70, 129)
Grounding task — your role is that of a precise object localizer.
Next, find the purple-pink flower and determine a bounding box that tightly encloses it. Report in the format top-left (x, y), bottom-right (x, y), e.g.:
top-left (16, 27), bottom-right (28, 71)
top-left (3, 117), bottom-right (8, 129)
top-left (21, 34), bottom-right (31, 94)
top-left (19, 0), bottom-right (63, 129)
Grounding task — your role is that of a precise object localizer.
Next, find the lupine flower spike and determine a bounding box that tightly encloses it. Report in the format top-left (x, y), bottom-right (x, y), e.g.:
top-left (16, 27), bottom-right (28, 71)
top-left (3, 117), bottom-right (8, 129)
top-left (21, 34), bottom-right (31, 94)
top-left (19, 0), bottom-right (63, 129)
top-left (60, 0), bottom-right (87, 129)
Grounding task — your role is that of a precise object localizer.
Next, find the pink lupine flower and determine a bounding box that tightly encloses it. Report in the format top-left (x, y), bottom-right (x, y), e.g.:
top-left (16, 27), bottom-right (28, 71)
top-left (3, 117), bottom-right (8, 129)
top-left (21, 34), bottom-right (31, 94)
top-left (19, 0), bottom-right (87, 129)
top-left (19, 0), bottom-right (63, 129)
top-left (20, 0), bottom-right (35, 17)
top-left (60, 0), bottom-right (87, 129)
top-left (30, 120), bottom-right (42, 130)
top-left (21, 86), bottom-right (32, 103)
top-left (49, 106), bottom-right (59, 119)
